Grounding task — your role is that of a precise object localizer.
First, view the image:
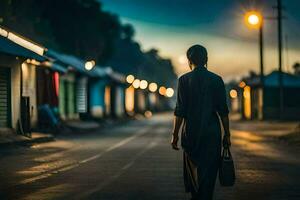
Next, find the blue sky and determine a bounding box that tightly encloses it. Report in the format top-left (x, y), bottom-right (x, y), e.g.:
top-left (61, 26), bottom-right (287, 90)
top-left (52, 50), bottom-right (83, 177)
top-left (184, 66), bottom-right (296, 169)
top-left (100, 0), bottom-right (300, 80)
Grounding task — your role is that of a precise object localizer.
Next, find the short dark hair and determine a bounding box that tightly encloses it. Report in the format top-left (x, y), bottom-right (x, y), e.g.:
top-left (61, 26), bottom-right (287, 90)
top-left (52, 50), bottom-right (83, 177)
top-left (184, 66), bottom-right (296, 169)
top-left (186, 45), bottom-right (208, 66)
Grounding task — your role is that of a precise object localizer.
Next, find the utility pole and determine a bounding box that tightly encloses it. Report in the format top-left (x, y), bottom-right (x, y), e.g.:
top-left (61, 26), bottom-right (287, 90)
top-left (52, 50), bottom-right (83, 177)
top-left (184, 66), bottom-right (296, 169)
top-left (259, 23), bottom-right (264, 88)
top-left (277, 0), bottom-right (284, 118)
top-left (259, 24), bottom-right (264, 120)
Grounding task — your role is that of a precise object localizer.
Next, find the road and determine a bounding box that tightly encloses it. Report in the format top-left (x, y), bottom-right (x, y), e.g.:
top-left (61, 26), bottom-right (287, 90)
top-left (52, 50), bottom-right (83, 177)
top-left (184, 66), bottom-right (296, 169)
top-left (0, 113), bottom-right (300, 200)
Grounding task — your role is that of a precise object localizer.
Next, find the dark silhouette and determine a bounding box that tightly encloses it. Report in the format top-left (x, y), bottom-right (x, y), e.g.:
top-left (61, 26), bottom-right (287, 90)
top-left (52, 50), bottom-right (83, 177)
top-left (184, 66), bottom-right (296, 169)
top-left (293, 62), bottom-right (300, 75)
top-left (171, 45), bottom-right (231, 200)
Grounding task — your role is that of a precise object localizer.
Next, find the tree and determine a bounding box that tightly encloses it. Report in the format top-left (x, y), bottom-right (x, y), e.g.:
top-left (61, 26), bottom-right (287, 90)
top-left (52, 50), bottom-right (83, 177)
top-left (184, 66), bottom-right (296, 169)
top-left (0, 0), bottom-right (177, 85)
top-left (293, 62), bottom-right (300, 75)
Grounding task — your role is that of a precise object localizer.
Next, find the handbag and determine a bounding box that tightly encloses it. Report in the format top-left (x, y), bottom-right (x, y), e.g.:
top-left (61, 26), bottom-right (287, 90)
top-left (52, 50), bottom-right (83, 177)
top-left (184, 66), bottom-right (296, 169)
top-left (219, 147), bottom-right (236, 186)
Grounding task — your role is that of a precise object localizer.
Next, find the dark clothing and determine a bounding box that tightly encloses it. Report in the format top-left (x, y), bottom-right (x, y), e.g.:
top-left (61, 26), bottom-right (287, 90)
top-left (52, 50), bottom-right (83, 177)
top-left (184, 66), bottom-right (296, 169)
top-left (174, 66), bottom-right (229, 199)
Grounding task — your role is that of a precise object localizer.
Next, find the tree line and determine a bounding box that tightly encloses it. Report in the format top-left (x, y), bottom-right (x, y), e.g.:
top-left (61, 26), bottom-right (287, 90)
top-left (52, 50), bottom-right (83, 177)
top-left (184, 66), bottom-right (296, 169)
top-left (0, 0), bottom-right (177, 86)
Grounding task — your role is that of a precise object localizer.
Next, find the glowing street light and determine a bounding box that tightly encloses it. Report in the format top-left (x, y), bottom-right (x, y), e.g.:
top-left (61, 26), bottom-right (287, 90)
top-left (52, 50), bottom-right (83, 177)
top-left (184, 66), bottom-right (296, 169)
top-left (244, 11), bottom-right (264, 90)
top-left (126, 74), bottom-right (135, 84)
top-left (245, 11), bottom-right (262, 29)
top-left (140, 80), bottom-right (148, 89)
top-left (85, 60), bottom-right (95, 71)
top-left (149, 82), bottom-right (158, 92)
top-left (166, 88), bottom-right (174, 98)
top-left (132, 79), bottom-right (140, 89)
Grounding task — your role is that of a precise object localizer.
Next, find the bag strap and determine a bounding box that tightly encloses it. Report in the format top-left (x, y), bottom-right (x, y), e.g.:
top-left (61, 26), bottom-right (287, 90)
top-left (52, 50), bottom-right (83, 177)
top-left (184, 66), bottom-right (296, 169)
top-left (222, 147), bottom-right (232, 159)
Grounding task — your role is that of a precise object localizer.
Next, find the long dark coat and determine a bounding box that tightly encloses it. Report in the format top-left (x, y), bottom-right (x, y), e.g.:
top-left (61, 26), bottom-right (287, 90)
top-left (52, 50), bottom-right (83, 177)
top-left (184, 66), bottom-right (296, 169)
top-left (174, 66), bottom-right (229, 199)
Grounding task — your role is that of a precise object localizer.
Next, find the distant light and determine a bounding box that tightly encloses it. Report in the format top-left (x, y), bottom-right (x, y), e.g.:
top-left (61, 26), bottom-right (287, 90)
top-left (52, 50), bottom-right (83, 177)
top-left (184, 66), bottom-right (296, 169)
top-left (149, 82), bottom-right (158, 92)
top-left (159, 86), bottom-right (167, 96)
top-left (85, 60), bottom-right (95, 71)
top-left (229, 89), bottom-right (238, 98)
top-left (140, 80), bottom-right (148, 89)
top-left (132, 79), bottom-right (141, 89)
top-left (166, 88), bottom-right (174, 98)
top-left (144, 110), bottom-right (153, 118)
top-left (7, 32), bottom-right (44, 55)
top-left (126, 75), bottom-right (135, 84)
top-left (239, 81), bottom-right (246, 88)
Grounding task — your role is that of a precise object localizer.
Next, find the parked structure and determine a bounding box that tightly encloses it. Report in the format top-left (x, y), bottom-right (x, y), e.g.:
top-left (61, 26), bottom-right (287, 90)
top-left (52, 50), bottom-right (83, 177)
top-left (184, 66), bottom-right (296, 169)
top-left (235, 71), bottom-right (300, 120)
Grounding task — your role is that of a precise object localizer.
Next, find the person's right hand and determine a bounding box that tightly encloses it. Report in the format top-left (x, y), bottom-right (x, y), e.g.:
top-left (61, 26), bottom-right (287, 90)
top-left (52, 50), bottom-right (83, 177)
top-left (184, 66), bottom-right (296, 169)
top-left (223, 135), bottom-right (231, 148)
top-left (171, 134), bottom-right (180, 150)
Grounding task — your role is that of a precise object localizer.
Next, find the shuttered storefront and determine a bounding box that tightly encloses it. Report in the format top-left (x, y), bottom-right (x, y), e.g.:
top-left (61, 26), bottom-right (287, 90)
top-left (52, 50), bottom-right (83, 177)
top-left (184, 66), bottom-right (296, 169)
top-left (0, 68), bottom-right (11, 127)
top-left (76, 77), bottom-right (88, 113)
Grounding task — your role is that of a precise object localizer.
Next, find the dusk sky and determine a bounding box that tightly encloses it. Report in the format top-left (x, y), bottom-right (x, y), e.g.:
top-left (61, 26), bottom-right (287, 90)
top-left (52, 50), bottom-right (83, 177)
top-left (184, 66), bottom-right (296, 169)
top-left (100, 0), bottom-right (300, 80)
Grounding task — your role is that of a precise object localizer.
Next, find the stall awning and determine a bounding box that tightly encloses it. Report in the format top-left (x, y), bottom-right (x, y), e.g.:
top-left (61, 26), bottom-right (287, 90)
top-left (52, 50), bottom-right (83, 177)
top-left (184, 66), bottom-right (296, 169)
top-left (0, 36), bottom-right (46, 62)
top-left (46, 49), bottom-right (126, 83)
top-left (46, 50), bottom-right (91, 76)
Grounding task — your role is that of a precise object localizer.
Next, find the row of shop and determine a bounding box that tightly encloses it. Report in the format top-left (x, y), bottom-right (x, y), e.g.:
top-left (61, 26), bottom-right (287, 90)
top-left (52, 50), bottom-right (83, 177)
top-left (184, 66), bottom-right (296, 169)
top-left (0, 26), bottom-right (173, 135)
top-left (228, 71), bottom-right (300, 121)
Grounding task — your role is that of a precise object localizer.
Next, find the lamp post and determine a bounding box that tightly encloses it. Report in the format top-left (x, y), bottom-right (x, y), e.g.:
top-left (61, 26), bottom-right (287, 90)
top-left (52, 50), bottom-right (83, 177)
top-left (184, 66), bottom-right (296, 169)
top-left (245, 11), bottom-right (264, 88)
top-left (245, 11), bottom-right (264, 120)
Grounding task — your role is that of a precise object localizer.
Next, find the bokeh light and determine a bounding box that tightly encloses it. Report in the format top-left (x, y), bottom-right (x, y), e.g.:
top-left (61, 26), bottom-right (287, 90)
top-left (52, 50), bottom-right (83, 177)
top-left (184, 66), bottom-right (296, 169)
top-left (132, 79), bottom-right (140, 89)
top-left (140, 80), bottom-right (148, 89)
top-left (166, 88), bottom-right (174, 97)
top-left (126, 75), bottom-right (135, 84)
top-left (144, 110), bottom-right (153, 118)
top-left (85, 60), bottom-right (95, 70)
top-left (159, 86), bottom-right (167, 96)
top-left (229, 89), bottom-right (238, 98)
top-left (149, 82), bottom-right (158, 92)
top-left (239, 81), bottom-right (246, 88)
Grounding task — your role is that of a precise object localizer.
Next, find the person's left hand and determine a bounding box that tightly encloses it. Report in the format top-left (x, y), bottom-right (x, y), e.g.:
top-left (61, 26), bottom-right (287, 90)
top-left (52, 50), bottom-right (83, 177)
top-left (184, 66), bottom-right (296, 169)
top-left (171, 134), bottom-right (180, 150)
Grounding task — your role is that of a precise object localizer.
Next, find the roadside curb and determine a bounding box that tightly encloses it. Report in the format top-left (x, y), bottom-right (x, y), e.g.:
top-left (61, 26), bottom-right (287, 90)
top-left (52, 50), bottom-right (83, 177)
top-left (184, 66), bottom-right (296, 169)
top-left (0, 133), bottom-right (55, 148)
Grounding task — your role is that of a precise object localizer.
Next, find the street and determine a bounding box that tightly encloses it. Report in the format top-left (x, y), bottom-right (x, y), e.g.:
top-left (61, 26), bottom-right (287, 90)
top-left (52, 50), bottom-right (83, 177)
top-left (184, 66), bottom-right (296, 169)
top-left (0, 113), bottom-right (300, 200)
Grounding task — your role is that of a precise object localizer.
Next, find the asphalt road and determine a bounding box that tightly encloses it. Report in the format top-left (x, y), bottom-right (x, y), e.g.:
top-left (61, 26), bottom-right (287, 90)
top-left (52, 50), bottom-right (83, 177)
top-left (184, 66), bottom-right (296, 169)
top-left (0, 113), bottom-right (300, 200)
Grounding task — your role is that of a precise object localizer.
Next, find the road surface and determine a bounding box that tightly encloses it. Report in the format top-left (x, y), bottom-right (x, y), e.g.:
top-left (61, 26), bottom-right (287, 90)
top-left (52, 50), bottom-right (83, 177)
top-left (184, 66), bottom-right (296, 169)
top-left (0, 113), bottom-right (300, 200)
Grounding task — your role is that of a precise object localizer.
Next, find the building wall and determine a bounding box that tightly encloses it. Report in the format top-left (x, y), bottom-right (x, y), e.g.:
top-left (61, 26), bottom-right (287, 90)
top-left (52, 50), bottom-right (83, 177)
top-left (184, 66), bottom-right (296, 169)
top-left (263, 87), bottom-right (300, 120)
top-left (89, 80), bottom-right (106, 118)
top-left (10, 64), bottom-right (20, 129)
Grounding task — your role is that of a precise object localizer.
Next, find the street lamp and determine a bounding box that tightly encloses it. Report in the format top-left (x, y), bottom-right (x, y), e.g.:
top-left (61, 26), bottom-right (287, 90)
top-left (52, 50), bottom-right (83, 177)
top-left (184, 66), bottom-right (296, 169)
top-left (245, 11), bottom-right (262, 29)
top-left (244, 11), bottom-right (264, 87)
top-left (245, 11), bottom-right (264, 120)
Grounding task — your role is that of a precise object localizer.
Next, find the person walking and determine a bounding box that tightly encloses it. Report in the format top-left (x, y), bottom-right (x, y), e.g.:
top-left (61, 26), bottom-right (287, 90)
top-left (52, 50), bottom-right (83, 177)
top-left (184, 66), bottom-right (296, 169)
top-left (171, 45), bottom-right (231, 200)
